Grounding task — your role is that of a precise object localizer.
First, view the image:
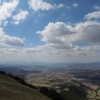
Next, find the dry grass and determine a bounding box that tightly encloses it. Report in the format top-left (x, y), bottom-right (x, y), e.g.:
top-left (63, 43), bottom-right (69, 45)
top-left (0, 74), bottom-right (51, 100)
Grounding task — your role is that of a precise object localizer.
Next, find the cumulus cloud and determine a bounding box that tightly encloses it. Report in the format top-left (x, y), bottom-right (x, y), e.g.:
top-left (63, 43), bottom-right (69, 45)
top-left (0, 0), bottom-right (19, 24)
top-left (84, 6), bottom-right (100, 20)
top-left (37, 21), bottom-right (100, 47)
top-left (4, 36), bottom-right (25, 46)
top-left (0, 0), bottom-right (99, 63)
top-left (28, 0), bottom-right (54, 11)
top-left (0, 27), bottom-right (25, 46)
top-left (36, 21), bottom-right (100, 55)
top-left (37, 22), bottom-right (76, 44)
top-left (73, 3), bottom-right (78, 7)
top-left (84, 11), bottom-right (100, 20)
top-left (12, 9), bottom-right (28, 25)
top-left (73, 21), bottom-right (100, 43)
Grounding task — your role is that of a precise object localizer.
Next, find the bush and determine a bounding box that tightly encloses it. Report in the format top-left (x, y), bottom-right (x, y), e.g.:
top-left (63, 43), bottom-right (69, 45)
top-left (14, 76), bottom-right (20, 81)
top-left (7, 74), bottom-right (14, 78)
top-left (39, 87), bottom-right (64, 100)
top-left (27, 84), bottom-right (36, 89)
top-left (0, 71), bottom-right (5, 74)
top-left (39, 87), bottom-right (49, 95)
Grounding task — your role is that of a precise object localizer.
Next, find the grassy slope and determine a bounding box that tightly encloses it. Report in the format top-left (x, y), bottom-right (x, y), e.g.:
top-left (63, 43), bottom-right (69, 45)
top-left (0, 74), bottom-right (51, 100)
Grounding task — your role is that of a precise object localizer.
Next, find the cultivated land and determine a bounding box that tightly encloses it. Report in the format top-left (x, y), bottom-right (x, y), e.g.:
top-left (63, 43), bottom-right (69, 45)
top-left (0, 63), bottom-right (100, 100)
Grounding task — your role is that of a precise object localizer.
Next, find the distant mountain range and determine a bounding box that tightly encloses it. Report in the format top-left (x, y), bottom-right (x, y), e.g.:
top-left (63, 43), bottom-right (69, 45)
top-left (0, 61), bottom-right (100, 67)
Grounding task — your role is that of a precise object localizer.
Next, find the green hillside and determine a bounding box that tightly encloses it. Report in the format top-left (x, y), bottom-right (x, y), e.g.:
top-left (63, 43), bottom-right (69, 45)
top-left (0, 73), bottom-right (51, 100)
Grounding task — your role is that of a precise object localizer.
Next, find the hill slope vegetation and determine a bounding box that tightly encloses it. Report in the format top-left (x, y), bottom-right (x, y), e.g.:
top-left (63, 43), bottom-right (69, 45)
top-left (0, 72), bottom-right (51, 100)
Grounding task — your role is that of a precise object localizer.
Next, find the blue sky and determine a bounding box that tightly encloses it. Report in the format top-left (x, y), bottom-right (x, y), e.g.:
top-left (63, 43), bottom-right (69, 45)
top-left (0, 0), bottom-right (100, 63)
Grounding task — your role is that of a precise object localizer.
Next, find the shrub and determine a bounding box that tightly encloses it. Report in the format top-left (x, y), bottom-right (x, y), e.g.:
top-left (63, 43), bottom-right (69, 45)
top-left (0, 71), bottom-right (5, 74)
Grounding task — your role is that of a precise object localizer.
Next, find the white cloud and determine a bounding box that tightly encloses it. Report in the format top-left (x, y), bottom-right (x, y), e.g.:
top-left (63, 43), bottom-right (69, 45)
top-left (73, 21), bottom-right (100, 43)
top-left (28, 0), bottom-right (64, 11)
top-left (13, 9), bottom-right (28, 25)
top-left (3, 20), bottom-right (8, 26)
top-left (37, 22), bottom-right (77, 51)
top-left (57, 4), bottom-right (64, 8)
top-left (0, 43), bottom-right (100, 63)
top-left (93, 5), bottom-right (100, 10)
top-left (85, 6), bottom-right (100, 20)
top-left (37, 22), bottom-right (76, 44)
top-left (0, 48), bottom-right (19, 54)
top-left (0, 0), bottom-right (100, 63)
top-left (49, 43), bottom-right (73, 50)
top-left (37, 20), bottom-right (100, 49)
top-left (32, 20), bottom-right (100, 62)
top-left (66, 5), bottom-right (70, 9)
top-left (28, 0), bottom-right (54, 11)
top-left (0, 0), bottom-right (19, 24)
top-left (84, 10), bottom-right (100, 20)
top-left (4, 36), bottom-right (25, 46)
top-left (0, 27), bottom-right (25, 46)
top-left (1, 44), bottom-right (99, 63)
top-left (73, 3), bottom-right (78, 7)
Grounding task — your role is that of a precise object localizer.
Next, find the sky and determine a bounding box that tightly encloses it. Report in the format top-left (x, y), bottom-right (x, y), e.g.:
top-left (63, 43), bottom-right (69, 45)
top-left (0, 0), bottom-right (100, 64)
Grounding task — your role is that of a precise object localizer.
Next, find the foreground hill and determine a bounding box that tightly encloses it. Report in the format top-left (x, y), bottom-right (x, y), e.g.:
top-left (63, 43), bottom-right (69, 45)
top-left (0, 71), bottom-right (87, 100)
top-left (0, 73), bottom-right (51, 100)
